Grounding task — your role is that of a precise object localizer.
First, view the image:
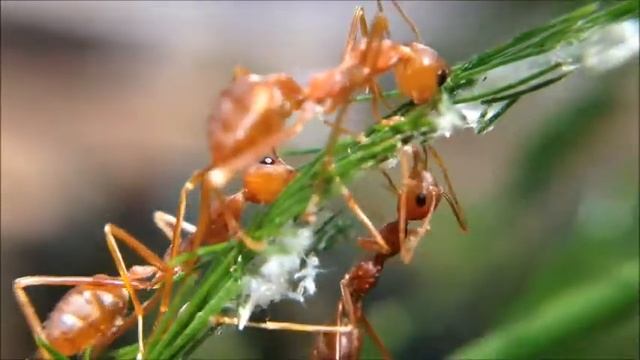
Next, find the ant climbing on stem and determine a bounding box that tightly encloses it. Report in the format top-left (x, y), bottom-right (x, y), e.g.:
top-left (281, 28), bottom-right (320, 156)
top-left (213, 143), bottom-right (467, 359)
top-left (14, 152), bottom-right (296, 360)
top-left (303, 0), bottom-right (451, 234)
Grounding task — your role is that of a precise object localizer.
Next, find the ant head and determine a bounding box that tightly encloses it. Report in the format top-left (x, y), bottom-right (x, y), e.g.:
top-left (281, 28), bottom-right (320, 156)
top-left (400, 170), bottom-right (441, 221)
top-left (398, 145), bottom-right (442, 220)
top-left (394, 43), bottom-right (450, 104)
top-left (243, 151), bottom-right (296, 205)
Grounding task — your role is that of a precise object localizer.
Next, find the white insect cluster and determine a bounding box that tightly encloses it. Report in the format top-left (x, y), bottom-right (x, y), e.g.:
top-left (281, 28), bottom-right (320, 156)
top-left (235, 224), bottom-right (320, 329)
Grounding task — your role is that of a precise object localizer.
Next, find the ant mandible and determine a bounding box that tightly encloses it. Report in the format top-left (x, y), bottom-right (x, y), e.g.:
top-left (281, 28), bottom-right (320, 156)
top-left (14, 152), bottom-right (296, 360)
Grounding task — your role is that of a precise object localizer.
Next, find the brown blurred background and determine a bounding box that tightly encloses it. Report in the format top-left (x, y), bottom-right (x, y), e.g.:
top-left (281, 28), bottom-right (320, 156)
top-left (2, 1), bottom-right (638, 359)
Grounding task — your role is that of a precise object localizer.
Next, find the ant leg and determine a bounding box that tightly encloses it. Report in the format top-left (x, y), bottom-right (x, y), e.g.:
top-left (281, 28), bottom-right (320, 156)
top-left (13, 275), bottom-right (148, 360)
top-left (104, 224), bottom-right (168, 359)
top-left (400, 188), bottom-right (437, 264)
top-left (397, 145), bottom-right (413, 255)
top-left (362, 12), bottom-right (390, 72)
top-left (343, 6), bottom-right (366, 57)
top-left (92, 291), bottom-right (161, 359)
top-left (361, 314), bottom-right (393, 360)
top-left (339, 278), bottom-right (360, 357)
top-left (380, 169), bottom-right (399, 194)
top-left (153, 211), bottom-right (197, 242)
top-left (336, 177), bottom-right (390, 253)
top-left (211, 316), bottom-right (351, 333)
top-left (303, 104), bottom-right (351, 224)
top-left (426, 145), bottom-right (468, 232)
top-left (166, 170), bottom-right (206, 315)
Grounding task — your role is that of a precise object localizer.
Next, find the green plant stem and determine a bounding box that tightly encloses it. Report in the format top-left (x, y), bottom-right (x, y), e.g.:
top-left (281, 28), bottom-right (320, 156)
top-left (449, 259), bottom-right (639, 359)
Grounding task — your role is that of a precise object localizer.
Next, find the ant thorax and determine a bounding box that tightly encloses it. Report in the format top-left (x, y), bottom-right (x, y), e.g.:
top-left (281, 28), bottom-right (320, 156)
top-left (235, 223), bottom-right (320, 329)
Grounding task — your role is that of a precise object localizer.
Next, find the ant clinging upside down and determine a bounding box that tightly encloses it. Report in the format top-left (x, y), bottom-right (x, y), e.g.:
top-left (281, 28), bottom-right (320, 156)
top-left (214, 143), bottom-right (467, 360)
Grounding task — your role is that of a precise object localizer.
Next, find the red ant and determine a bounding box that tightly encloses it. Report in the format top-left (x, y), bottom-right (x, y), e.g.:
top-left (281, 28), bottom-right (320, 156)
top-left (13, 152), bottom-right (296, 359)
top-left (213, 143), bottom-right (467, 359)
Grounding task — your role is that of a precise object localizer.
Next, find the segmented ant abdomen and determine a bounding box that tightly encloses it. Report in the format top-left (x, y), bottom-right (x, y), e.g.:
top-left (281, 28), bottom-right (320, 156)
top-left (42, 281), bottom-right (128, 355)
top-left (208, 74), bottom-right (303, 167)
top-left (243, 157), bottom-right (296, 204)
top-left (394, 43), bottom-right (449, 104)
top-left (347, 260), bottom-right (383, 298)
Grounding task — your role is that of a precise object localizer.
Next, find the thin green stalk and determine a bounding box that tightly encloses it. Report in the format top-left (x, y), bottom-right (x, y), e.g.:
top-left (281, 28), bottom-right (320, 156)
top-left (450, 259), bottom-right (639, 359)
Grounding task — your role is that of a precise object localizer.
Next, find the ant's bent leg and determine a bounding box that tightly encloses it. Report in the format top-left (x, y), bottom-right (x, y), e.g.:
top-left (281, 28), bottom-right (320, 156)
top-left (153, 211), bottom-right (197, 242)
top-left (166, 170), bottom-right (206, 316)
top-left (211, 316), bottom-right (351, 333)
top-left (104, 224), bottom-right (167, 359)
top-left (361, 314), bottom-right (394, 360)
top-left (335, 177), bottom-right (390, 254)
top-left (303, 104), bottom-right (352, 225)
top-left (397, 145), bottom-right (413, 256)
top-left (426, 145), bottom-right (468, 232)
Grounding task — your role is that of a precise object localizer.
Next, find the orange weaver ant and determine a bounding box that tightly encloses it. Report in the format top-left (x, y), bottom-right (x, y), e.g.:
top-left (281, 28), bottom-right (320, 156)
top-left (213, 143), bottom-right (467, 359)
top-left (13, 152), bottom-right (296, 359)
top-left (303, 0), bottom-right (451, 233)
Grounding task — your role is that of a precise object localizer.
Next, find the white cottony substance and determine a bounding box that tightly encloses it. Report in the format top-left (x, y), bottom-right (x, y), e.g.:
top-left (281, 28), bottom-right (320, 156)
top-left (432, 94), bottom-right (467, 138)
top-left (236, 225), bottom-right (319, 329)
top-left (294, 254), bottom-right (320, 298)
top-left (446, 18), bottom-right (639, 134)
top-left (579, 19), bottom-right (639, 72)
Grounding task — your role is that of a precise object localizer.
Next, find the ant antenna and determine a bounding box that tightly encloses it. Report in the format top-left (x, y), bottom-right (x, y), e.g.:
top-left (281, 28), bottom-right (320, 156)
top-left (380, 0), bottom-right (423, 43)
top-left (426, 145), bottom-right (468, 232)
top-left (421, 143), bottom-right (429, 170)
top-left (380, 169), bottom-right (399, 194)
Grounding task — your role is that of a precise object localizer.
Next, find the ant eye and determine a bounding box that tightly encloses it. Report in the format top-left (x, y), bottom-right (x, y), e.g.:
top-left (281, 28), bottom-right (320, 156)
top-left (415, 193), bottom-right (427, 207)
top-left (436, 69), bottom-right (448, 87)
top-left (260, 156), bottom-right (275, 165)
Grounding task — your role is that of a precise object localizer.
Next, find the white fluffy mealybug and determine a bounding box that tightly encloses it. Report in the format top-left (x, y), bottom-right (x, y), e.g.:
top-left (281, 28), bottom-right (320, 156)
top-left (236, 225), bottom-right (320, 329)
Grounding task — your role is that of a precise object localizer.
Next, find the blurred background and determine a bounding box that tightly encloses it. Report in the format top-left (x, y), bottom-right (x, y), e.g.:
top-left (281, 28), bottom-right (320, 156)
top-left (1, 1), bottom-right (638, 359)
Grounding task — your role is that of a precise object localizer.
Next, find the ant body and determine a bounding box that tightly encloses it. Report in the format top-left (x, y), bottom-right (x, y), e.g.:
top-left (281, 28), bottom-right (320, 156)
top-left (214, 144), bottom-right (467, 359)
top-left (14, 153), bottom-right (296, 359)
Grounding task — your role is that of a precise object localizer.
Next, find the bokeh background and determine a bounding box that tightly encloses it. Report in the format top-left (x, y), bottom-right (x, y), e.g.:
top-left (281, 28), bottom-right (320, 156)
top-left (1, 1), bottom-right (638, 359)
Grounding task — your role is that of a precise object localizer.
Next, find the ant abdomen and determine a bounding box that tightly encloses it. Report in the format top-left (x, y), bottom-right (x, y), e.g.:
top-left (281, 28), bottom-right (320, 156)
top-left (208, 73), bottom-right (304, 168)
top-left (43, 282), bottom-right (128, 356)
